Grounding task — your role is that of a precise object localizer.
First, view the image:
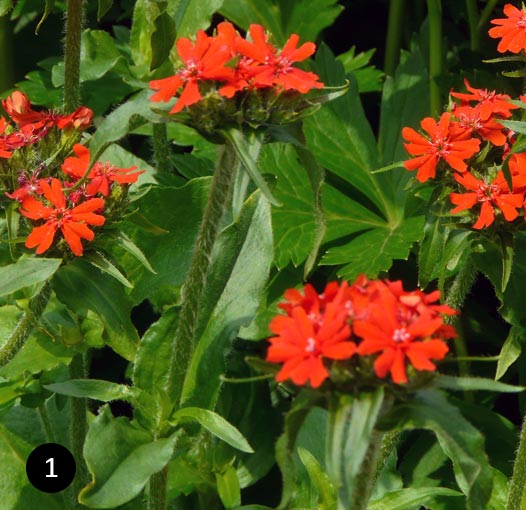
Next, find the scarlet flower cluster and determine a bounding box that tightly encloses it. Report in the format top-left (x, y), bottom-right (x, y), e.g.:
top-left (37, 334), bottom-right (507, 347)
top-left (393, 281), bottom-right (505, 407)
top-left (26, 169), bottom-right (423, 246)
top-left (266, 276), bottom-right (456, 388)
top-left (149, 22), bottom-right (323, 115)
top-left (7, 144), bottom-right (143, 256)
top-left (402, 77), bottom-right (526, 230)
top-left (0, 91), bottom-right (93, 158)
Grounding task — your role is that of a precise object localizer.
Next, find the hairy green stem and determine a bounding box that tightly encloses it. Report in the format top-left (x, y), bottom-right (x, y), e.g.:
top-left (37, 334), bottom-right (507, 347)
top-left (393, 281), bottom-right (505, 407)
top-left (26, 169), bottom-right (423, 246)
top-left (0, 15), bottom-right (14, 93)
top-left (70, 353), bottom-right (89, 507)
top-left (0, 284), bottom-right (51, 368)
top-left (168, 142), bottom-right (237, 404)
top-left (38, 404), bottom-right (56, 443)
top-left (384, 0), bottom-right (405, 76)
top-left (507, 411), bottom-right (526, 510)
top-left (445, 257), bottom-right (477, 314)
top-left (465, 0), bottom-right (480, 51)
top-left (148, 467), bottom-right (168, 510)
top-left (426, 0), bottom-right (443, 116)
top-left (152, 123), bottom-right (172, 174)
top-left (63, 0), bottom-right (84, 112)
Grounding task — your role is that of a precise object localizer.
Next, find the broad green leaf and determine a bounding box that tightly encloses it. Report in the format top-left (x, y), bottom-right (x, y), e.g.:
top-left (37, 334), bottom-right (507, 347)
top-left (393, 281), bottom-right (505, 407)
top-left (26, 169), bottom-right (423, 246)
top-left (53, 259), bottom-right (139, 361)
top-left (322, 216), bottom-right (425, 280)
top-left (44, 379), bottom-right (139, 403)
top-left (369, 487), bottom-right (463, 510)
top-left (220, 0), bottom-right (342, 46)
top-left (297, 447), bottom-right (337, 510)
top-left (121, 178), bottom-right (211, 307)
top-left (0, 257), bottom-right (61, 298)
top-left (168, 0), bottom-right (224, 39)
top-left (496, 326), bottom-right (524, 380)
top-left (150, 10), bottom-right (176, 71)
top-left (180, 192), bottom-right (273, 410)
top-left (171, 407), bottom-right (253, 453)
top-left (130, 0), bottom-right (159, 70)
top-left (80, 406), bottom-right (178, 508)
top-left (434, 375), bottom-right (524, 393)
top-left (216, 465), bottom-right (241, 509)
top-left (84, 252), bottom-right (133, 288)
top-left (380, 390), bottom-right (494, 510)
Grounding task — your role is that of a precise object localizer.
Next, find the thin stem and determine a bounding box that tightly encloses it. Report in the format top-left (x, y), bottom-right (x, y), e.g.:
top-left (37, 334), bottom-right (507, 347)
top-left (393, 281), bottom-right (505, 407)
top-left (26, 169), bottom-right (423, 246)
top-left (477, 0), bottom-right (499, 33)
top-left (152, 123), bottom-right (172, 174)
top-left (507, 412), bottom-right (526, 510)
top-left (148, 467), bottom-right (168, 510)
top-left (465, 0), bottom-right (480, 51)
top-left (63, 0), bottom-right (84, 112)
top-left (384, 0), bottom-right (406, 76)
top-left (427, 0), bottom-right (443, 116)
top-left (0, 284), bottom-right (51, 368)
top-left (70, 353), bottom-right (89, 506)
top-left (168, 142), bottom-right (237, 406)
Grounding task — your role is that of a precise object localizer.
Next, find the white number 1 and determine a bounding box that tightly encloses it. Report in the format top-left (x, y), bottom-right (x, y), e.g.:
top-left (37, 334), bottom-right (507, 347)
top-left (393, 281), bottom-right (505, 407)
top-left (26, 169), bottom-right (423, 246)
top-left (45, 457), bottom-right (58, 478)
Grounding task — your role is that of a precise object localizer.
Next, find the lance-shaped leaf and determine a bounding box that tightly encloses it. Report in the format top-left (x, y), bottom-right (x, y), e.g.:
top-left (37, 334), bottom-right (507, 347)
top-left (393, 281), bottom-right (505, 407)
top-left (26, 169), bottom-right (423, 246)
top-left (433, 375), bottom-right (524, 393)
top-left (496, 326), bottom-right (525, 380)
top-left (44, 379), bottom-right (141, 403)
top-left (0, 257), bottom-right (61, 298)
top-left (369, 487), bottom-right (463, 510)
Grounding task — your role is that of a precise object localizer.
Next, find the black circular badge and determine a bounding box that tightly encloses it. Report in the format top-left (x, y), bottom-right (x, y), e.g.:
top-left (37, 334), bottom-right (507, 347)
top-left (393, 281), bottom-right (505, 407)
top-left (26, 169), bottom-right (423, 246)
top-left (26, 443), bottom-right (76, 493)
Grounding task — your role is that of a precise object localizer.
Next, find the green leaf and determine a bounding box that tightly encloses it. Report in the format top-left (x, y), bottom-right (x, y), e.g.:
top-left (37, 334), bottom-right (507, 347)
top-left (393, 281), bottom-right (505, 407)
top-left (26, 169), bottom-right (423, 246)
top-left (297, 447), bottom-right (337, 510)
top-left (85, 251), bottom-right (133, 288)
top-left (337, 46), bottom-right (384, 93)
top-left (369, 487), bottom-right (463, 510)
top-left (97, 0), bottom-right (113, 20)
top-left (44, 379), bottom-right (139, 402)
top-left (322, 216), bottom-right (425, 280)
top-left (220, 0), bottom-right (342, 46)
top-left (498, 119), bottom-right (526, 134)
top-left (53, 259), bottom-right (139, 361)
top-left (171, 407), bottom-right (253, 453)
top-left (498, 232), bottom-right (514, 292)
top-left (496, 326), bottom-right (525, 380)
top-left (129, 0), bottom-right (159, 70)
top-left (216, 465), bottom-right (241, 509)
top-left (111, 232), bottom-right (156, 274)
top-left (35, 0), bottom-right (54, 34)
top-left (80, 406), bottom-right (178, 508)
top-left (433, 375), bottom-right (524, 393)
top-left (0, 0), bottom-right (13, 16)
top-left (180, 192), bottom-right (273, 410)
top-left (150, 10), bottom-right (176, 71)
top-left (168, 0), bottom-right (224, 39)
top-left (0, 257), bottom-right (61, 298)
top-left (380, 390), bottom-right (494, 510)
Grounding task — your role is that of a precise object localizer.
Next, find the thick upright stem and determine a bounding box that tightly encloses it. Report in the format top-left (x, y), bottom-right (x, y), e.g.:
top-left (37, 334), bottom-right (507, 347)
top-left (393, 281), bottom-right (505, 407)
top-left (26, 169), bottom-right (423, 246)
top-left (148, 467), bottom-right (168, 510)
top-left (70, 353), bottom-right (89, 506)
top-left (465, 0), bottom-right (480, 51)
top-left (0, 284), bottom-right (51, 368)
top-left (507, 412), bottom-right (526, 510)
top-left (63, 0), bottom-right (84, 112)
top-left (152, 123), bottom-right (172, 174)
top-left (168, 143), bottom-right (237, 404)
top-left (426, 0), bottom-right (443, 116)
top-left (384, 0), bottom-right (405, 76)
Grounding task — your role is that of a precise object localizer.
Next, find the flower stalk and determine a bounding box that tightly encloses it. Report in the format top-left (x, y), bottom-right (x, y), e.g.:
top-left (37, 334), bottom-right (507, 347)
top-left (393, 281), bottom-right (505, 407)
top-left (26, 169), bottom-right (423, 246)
top-left (63, 0), bottom-right (84, 113)
top-left (426, 0), bottom-right (443, 116)
top-left (384, 0), bottom-right (406, 76)
top-left (507, 411), bottom-right (526, 510)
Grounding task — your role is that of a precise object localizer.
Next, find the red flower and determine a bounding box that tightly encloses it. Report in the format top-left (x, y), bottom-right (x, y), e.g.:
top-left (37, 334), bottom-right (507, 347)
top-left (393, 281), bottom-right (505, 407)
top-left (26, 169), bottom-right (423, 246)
top-left (402, 112), bottom-right (481, 182)
top-left (451, 79), bottom-right (518, 120)
top-left (55, 106), bottom-right (94, 131)
top-left (2, 91), bottom-right (49, 129)
top-left (453, 104), bottom-right (508, 146)
top-left (234, 24), bottom-right (323, 93)
top-left (267, 303), bottom-right (356, 388)
top-left (489, 4), bottom-right (526, 54)
top-left (19, 178), bottom-right (105, 256)
top-left (149, 30), bottom-right (235, 114)
top-left (6, 168), bottom-right (45, 202)
top-left (62, 144), bottom-right (144, 196)
top-left (450, 171), bottom-right (524, 229)
top-left (354, 283), bottom-right (450, 384)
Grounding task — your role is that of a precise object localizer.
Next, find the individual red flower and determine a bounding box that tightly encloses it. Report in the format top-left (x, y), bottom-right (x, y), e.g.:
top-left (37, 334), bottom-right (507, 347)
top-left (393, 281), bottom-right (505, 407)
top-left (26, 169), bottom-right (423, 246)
top-left (453, 104), bottom-right (508, 146)
top-left (508, 152), bottom-right (526, 195)
top-left (402, 112), bottom-right (481, 182)
top-left (62, 144), bottom-right (144, 196)
top-left (234, 24), bottom-right (323, 93)
top-left (267, 302), bottom-right (356, 388)
top-left (55, 106), bottom-right (94, 131)
top-left (2, 91), bottom-right (49, 129)
top-left (353, 283), bottom-right (450, 384)
top-left (450, 171), bottom-right (524, 229)
top-left (451, 79), bottom-right (518, 120)
top-left (19, 178), bottom-right (105, 256)
top-left (5, 168), bottom-right (46, 202)
top-left (149, 30), bottom-right (235, 114)
top-left (489, 3), bottom-right (526, 54)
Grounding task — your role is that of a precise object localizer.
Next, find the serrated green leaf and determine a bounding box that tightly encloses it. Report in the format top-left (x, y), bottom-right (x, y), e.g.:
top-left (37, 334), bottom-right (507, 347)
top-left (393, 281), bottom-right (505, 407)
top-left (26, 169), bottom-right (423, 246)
top-left (216, 465), bottom-right (241, 509)
top-left (434, 375), bottom-right (524, 393)
top-left (150, 9), bottom-right (176, 71)
top-left (79, 406), bottom-right (178, 508)
top-left (85, 252), bottom-right (133, 288)
top-left (44, 379), bottom-right (139, 402)
top-left (0, 257), bottom-right (61, 298)
top-left (337, 46), bottom-right (384, 93)
top-left (171, 407), bottom-right (253, 453)
top-left (369, 487), bottom-right (463, 510)
top-left (496, 326), bottom-right (525, 380)
top-left (322, 216), bottom-right (425, 280)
